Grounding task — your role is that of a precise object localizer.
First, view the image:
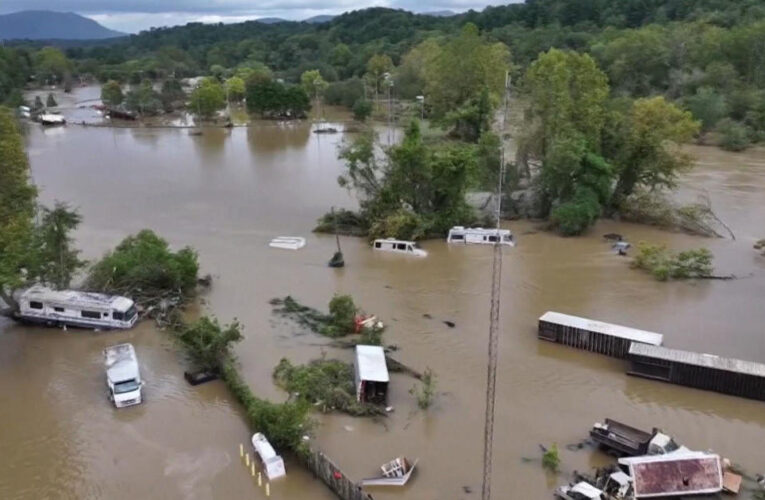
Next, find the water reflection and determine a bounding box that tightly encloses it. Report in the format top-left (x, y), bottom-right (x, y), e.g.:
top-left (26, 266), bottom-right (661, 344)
top-left (246, 120), bottom-right (311, 154)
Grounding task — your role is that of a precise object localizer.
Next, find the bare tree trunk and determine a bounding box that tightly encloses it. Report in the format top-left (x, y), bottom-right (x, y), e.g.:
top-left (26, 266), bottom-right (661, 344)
top-left (0, 288), bottom-right (19, 317)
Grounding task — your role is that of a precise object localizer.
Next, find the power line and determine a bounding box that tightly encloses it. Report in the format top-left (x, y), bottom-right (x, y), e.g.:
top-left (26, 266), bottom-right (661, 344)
top-left (481, 72), bottom-right (511, 500)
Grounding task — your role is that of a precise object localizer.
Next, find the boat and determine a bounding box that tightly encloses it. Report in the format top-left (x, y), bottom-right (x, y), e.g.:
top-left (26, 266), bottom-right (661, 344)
top-left (360, 457), bottom-right (418, 487)
top-left (16, 285), bottom-right (138, 330)
top-left (372, 238), bottom-right (427, 257)
top-left (251, 432), bottom-right (286, 480)
top-left (446, 226), bottom-right (514, 246)
top-left (39, 113), bottom-right (66, 125)
top-left (269, 236), bottom-right (306, 250)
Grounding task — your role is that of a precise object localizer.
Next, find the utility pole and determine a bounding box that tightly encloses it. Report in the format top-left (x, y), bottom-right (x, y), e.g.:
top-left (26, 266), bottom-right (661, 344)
top-left (480, 71), bottom-right (511, 500)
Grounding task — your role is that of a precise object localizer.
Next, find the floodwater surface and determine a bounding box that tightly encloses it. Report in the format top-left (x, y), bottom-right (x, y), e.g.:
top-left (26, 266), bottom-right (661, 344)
top-left (2, 89), bottom-right (765, 500)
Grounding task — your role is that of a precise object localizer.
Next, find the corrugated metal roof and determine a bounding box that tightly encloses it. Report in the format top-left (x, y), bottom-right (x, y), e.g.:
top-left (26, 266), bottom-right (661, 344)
top-left (355, 345), bottom-right (389, 382)
top-left (539, 311), bottom-right (664, 346)
top-left (620, 452), bottom-right (722, 498)
top-left (629, 343), bottom-right (765, 378)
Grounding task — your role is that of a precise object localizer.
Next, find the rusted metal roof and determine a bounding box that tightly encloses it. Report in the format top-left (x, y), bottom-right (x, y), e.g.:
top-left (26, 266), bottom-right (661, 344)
top-left (629, 343), bottom-right (765, 378)
top-left (539, 311), bottom-right (664, 345)
top-left (619, 452), bottom-right (722, 498)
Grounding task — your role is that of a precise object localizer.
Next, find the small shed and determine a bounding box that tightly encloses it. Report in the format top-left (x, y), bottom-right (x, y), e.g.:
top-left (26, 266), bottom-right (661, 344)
top-left (354, 345), bottom-right (389, 404)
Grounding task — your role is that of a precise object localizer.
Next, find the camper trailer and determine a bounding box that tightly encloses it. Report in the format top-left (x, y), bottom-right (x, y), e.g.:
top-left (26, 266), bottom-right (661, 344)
top-left (447, 226), bottom-right (514, 246)
top-left (104, 343), bottom-right (143, 408)
top-left (354, 345), bottom-right (389, 404)
top-left (17, 285), bottom-right (138, 330)
top-left (372, 238), bottom-right (427, 257)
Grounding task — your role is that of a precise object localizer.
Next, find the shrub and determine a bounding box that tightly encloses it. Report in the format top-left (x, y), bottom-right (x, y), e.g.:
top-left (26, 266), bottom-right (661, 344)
top-left (542, 443), bottom-right (560, 472)
top-left (352, 98), bottom-right (372, 122)
top-left (631, 243), bottom-right (713, 281)
top-left (410, 367), bottom-right (437, 410)
top-left (716, 119), bottom-right (751, 151)
top-left (176, 316), bottom-right (243, 372)
top-left (326, 294), bottom-right (357, 336)
top-left (550, 188), bottom-right (601, 236)
top-left (368, 209), bottom-right (426, 241)
top-left (324, 78), bottom-right (364, 108)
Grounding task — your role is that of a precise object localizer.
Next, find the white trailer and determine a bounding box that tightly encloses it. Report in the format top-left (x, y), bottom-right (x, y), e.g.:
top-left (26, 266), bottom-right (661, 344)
top-left (354, 345), bottom-right (389, 404)
top-left (17, 285), bottom-right (138, 330)
top-left (447, 226), bottom-right (514, 246)
top-left (251, 433), bottom-right (286, 480)
top-left (104, 343), bottom-right (143, 408)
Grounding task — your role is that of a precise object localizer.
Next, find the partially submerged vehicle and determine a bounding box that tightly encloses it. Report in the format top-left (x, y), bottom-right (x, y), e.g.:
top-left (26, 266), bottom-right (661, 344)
top-left (354, 345), bottom-right (389, 404)
top-left (618, 452), bottom-right (723, 498)
top-left (251, 432), bottom-right (286, 480)
top-left (590, 419), bottom-right (687, 457)
top-left (555, 481), bottom-right (604, 500)
top-left (39, 113), bottom-right (66, 125)
top-left (361, 457), bottom-right (418, 487)
top-left (104, 343), bottom-right (143, 408)
top-left (269, 236), bottom-right (306, 250)
top-left (372, 238), bottom-right (427, 257)
top-left (17, 285), bottom-right (138, 330)
top-left (446, 226), bottom-right (514, 246)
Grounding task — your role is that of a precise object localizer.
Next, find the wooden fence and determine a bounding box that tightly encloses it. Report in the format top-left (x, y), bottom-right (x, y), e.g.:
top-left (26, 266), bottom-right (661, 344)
top-left (301, 448), bottom-right (374, 500)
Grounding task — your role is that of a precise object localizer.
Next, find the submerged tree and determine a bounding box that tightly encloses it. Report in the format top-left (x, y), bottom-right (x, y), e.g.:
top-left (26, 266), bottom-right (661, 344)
top-left (189, 77), bottom-right (226, 119)
top-left (46, 93), bottom-right (57, 108)
top-left (101, 80), bottom-right (123, 107)
top-left (36, 202), bottom-right (86, 289)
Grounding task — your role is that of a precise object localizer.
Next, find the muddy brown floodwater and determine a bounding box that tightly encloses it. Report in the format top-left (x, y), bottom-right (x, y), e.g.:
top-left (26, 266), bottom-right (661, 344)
top-left (2, 91), bottom-right (765, 499)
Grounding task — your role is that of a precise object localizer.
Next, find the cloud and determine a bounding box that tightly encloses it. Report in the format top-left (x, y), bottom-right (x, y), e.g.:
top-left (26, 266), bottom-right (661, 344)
top-left (0, 0), bottom-right (519, 33)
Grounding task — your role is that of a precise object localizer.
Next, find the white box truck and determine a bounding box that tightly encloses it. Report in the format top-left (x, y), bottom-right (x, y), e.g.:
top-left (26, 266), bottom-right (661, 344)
top-left (104, 343), bottom-right (143, 408)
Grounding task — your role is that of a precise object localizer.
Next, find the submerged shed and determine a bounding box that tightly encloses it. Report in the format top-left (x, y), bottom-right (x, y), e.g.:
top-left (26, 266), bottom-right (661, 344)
top-left (354, 345), bottom-right (389, 404)
top-left (538, 311), bottom-right (663, 358)
top-left (619, 452), bottom-right (722, 498)
top-left (628, 343), bottom-right (765, 401)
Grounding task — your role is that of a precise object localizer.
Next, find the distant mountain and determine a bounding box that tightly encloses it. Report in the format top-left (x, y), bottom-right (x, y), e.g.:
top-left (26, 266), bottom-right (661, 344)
top-left (421, 10), bottom-right (457, 17)
top-left (256, 17), bottom-right (288, 24)
top-left (0, 10), bottom-right (125, 40)
top-left (304, 15), bottom-right (336, 24)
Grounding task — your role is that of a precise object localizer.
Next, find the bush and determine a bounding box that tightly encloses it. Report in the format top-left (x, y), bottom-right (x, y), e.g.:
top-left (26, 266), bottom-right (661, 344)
top-left (368, 209), bottom-right (426, 241)
top-left (542, 443), bottom-right (560, 472)
top-left (410, 367), bottom-right (437, 410)
top-left (631, 242), bottom-right (714, 281)
top-left (352, 98), bottom-right (372, 122)
top-left (176, 316), bottom-right (243, 372)
top-left (326, 294), bottom-right (357, 336)
top-left (716, 119), bottom-right (752, 151)
top-left (324, 78), bottom-right (364, 108)
top-left (550, 188), bottom-right (601, 236)
top-left (85, 229), bottom-right (199, 304)
top-left (273, 358), bottom-right (385, 416)
top-left (313, 208), bottom-right (368, 237)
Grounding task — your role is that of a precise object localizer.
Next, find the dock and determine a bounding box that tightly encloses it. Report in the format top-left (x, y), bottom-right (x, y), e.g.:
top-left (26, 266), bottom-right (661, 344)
top-left (628, 343), bottom-right (765, 401)
top-left (538, 311), bottom-right (663, 359)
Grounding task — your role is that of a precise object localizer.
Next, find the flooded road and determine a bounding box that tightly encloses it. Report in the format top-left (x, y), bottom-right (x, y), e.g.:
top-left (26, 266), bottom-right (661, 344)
top-left (2, 98), bottom-right (765, 499)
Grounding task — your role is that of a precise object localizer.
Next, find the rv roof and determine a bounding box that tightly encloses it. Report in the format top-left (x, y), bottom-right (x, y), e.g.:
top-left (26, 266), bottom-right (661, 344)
top-left (629, 343), bottom-right (765, 378)
top-left (539, 311), bottom-right (663, 346)
top-left (449, 226), bottom-right (511, 235)
top-left (374, 238), bottom-right (416, 245)
top-left (619, 452), bottom-right (722, 498)
top-left (355, 345), bottom-right (389, 382)
top-left (21, 285), bottom-right (134, 311)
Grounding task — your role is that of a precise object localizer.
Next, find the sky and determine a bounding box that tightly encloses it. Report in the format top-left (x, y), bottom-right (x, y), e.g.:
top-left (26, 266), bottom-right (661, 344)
top-left (0, 0), bottom-right (520, 34)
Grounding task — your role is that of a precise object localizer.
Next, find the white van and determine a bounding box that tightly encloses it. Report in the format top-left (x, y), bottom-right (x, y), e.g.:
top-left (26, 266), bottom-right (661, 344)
top-left (372, 238), bottom-right (427, 257)
top-left (104, 343), bottom-right (143, 408)
top-left (17, 285), bottom-right (138, 330)
top-left (447, 226), bottom-right (514, 246)
top-left (252, 432), bottom-right (286, 480)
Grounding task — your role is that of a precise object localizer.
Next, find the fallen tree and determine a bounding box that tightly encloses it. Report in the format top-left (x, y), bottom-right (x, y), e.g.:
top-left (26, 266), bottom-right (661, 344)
top-left (631, 243), bottom-right (719, 281)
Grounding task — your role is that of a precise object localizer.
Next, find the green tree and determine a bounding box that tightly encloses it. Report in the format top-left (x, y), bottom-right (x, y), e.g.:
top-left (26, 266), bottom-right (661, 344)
top-left (245, 77), bottom-right (310, 119)
top-left (0, 107), bottom-right (38, 312)
top-left (36, 202), bottom-right (86, 289)
top-left (365, 53), bottom-right (393, 104)
top-left (716, 118), bottom-right (751, 151)
top-left (352, 98), bottom-right (372, 122)
top-left (125, 80), bottom-right (161, 116)
top-left (189, 77), bottom-right (226, 119)
top-left (46, 93), bottom-right (57, 108)
top-left (101, 80), bottom-right (123, 107)
top-left (160, 78), bottom-right (185, 111)
top-left (33, 47), bottom-right (71, 85)
top-left (177, 316), bottom-right (243, 373)
top-left (684, 87), bottom-right (727, 131)
top-left (612, 96), bottom-right (700, 202)
top-left (224, 76), bottom-right (246, 102)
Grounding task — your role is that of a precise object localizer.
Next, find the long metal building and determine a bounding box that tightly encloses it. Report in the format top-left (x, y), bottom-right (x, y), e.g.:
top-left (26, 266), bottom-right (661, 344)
top-left (538, 311), bottom-right (664, 359)
top-left (628, 343), bottom-right (765, 401)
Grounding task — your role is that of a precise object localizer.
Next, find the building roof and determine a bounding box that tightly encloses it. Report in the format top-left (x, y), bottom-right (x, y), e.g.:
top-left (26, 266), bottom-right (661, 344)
top-left (539, 311), bottom-right (663, 346)
top-left (619, 452), bottom-right (722, 498)
top-left (629, 343), bottom-right (765, 378)
top-left (355, 345), bottom-right (389, 382)
top-left (21, 285), bottom-right (134, 311)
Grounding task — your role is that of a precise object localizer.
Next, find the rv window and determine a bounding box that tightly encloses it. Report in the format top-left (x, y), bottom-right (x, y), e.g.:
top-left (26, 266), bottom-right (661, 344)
top-left (503, 234), bottom-right (512, 241)
top-left (81, 310), bottom-right (101, 319)
top-left (450, 234), bottom-right (464, 240)
top-left (103, 312), bottom-right (109, 317)
top-left (54, 307), bottom-right (64, 313)
top-left (113, 311), bottom-right (124, 321)
top-left (396, 243), bottom-right (406, 250)
top-left (29, 301), bottom-right (44, 309)
top-left (407, 245), bottom-right (413, 252)
top-left (374, 242), bottom-right (381, 248)
top-left (488, 235), bottom-right (498, 242)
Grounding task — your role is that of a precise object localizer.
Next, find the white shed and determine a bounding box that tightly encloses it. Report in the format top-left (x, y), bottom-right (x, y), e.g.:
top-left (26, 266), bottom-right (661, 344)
top-left (354, 345), bottom-right (389, 404)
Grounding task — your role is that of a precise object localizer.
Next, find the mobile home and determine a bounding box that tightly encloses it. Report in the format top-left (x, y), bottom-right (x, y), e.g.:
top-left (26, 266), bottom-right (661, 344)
top-left (372, 238), bottom-right (427, 257)
top-left (447, 226), bottom-right (514, 246)
top-left (17, 285), bottom-right (138, 330)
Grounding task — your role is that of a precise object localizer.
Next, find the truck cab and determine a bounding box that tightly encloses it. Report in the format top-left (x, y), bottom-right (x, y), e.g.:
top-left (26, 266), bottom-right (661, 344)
top-left (104, 343), bottom-right (143, 408)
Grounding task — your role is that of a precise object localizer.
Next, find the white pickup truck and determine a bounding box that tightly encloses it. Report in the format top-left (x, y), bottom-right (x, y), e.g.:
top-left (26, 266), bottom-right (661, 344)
top-left (104, 343), bottom-right (143, 408)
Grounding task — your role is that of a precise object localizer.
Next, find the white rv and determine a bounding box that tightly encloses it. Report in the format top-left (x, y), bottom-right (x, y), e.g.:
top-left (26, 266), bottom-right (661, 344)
top-left (447, 226), bottom-right (514, 246)
top-left (372, 238), bottom-right (427, 257)
top-left (104, 343), bottom-right (143, 408)
top-left (251, 433), bottom-right (286, 480)
top-left (39, 113), bottom-right (66, 125)
top-left (17, 285), bottom-right (138, 330)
